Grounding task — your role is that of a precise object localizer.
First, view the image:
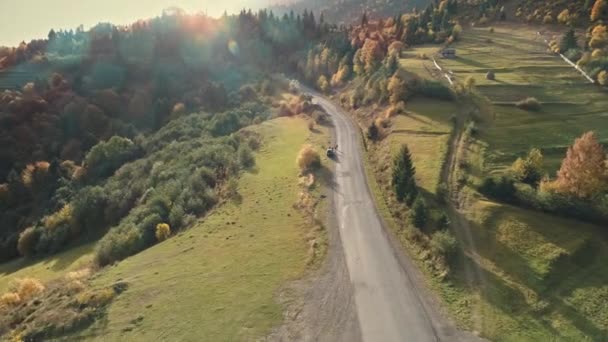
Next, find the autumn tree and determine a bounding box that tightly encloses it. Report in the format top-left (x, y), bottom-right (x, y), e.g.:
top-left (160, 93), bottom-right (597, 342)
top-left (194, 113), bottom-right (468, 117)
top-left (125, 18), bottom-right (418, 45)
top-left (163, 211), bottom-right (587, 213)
top-left (297, 144), bottom-right (321, 172)
top-left (361, 39), bottom-right (384, 75)
top-left (317, 75), bottom-right (329, 93)
top-left (511, 148), bottom-right (544, 187)
top-left (353, 49), bottom-right (365, 76)
top-left (591, 0), bottom-right (608, 21)
top-left (598, 70), bottom-right (608, 86)
top-left (549, 131), bottom-right (608, 198)
top-left (387, 73), bottom-right (407, 104)
top-left (392, 144), bottom-right (418, 204)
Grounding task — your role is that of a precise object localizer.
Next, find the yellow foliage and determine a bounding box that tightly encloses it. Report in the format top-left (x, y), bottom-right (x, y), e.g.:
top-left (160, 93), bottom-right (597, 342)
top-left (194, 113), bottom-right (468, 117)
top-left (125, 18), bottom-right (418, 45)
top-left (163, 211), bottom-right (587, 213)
top-left (385, 101), bottom-right (406, 118)
top-left (13, 278), bottom-right (45, 301)
top-left (598, 70), bottom-right (608, 86)
top-left (317, 75), bottom-right (329, 93)
top-left (0, 292), bottom-right (21, 308)
top-left (296, 144), bottom-right (321, 172)
top-left (43, 204), bottom-right (73, 231)
top-left (557, 9), bottom-right (570, 25)
top-left (21, 161), bottom-right (50, 188)
top-left (76, 287), bottom-right (115, 307)
top-left (155, 223), bottom-right (171, 242)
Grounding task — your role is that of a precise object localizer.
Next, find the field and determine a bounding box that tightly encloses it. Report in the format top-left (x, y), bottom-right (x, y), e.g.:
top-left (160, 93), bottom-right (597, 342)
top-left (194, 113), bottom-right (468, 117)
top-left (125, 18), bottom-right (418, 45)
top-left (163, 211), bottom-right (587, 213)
top-left (438, 25), bottom-right (608, 340)
top-left (399, 46), bottom-right (443, 80)
top-left (0, 243), bottom-right (94, 293)
top-left (68, 116), bottom-right (330, 341)
top-left (387, 99), bottom-right (457, 195)
top-left (437, 26), bottom-right (608, 174)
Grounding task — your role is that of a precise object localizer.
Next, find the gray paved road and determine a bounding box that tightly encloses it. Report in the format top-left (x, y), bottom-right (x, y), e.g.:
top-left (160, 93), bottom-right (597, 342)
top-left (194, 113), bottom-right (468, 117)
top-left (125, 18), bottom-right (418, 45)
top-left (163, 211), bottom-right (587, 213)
top-left (309, 91), bottom-right (439, 342)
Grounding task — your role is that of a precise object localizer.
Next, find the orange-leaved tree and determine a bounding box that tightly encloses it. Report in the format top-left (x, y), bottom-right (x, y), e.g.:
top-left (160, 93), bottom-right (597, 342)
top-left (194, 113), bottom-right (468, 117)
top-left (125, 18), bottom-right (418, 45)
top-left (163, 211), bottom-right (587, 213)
top-left (548, 131), bottom-right (608, 198)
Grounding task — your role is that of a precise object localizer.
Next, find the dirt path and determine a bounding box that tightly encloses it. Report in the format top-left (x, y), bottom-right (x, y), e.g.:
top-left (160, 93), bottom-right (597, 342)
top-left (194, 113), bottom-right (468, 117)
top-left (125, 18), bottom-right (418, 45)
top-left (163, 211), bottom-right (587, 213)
top-left (440, 114), bottom-right (487, 335)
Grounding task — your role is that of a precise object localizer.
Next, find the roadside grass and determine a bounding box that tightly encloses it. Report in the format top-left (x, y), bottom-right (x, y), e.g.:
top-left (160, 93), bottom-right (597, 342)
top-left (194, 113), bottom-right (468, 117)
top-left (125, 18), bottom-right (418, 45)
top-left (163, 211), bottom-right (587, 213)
top-left (70, 116), bottom-right (329, 341)
top-left (0, 243), bottom-right (94, 293)
top-left (441, 25), bottom-right (608, 340)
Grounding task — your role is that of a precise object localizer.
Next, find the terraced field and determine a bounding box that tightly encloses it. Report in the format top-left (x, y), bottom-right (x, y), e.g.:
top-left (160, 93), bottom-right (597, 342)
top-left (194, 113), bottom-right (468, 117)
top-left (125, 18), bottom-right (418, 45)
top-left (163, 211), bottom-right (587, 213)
top-left (437, 25), bottom-right (608, 341)
top-left (438, 26), bottom-right (608, 174)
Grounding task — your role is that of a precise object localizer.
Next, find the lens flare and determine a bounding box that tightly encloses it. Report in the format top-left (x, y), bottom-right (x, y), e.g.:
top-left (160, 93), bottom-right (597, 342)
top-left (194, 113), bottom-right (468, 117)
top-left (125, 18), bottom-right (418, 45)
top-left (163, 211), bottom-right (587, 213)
top-left (228, 39), bottom-right (239, 56)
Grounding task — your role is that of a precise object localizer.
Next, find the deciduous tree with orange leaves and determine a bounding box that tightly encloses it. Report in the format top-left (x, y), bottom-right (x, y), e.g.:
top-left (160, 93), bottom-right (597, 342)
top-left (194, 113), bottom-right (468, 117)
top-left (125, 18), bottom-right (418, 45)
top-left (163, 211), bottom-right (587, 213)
top-left (591, 0), bottom-right (608, 21)
top-left (548, 131), bottom-right (608, 199)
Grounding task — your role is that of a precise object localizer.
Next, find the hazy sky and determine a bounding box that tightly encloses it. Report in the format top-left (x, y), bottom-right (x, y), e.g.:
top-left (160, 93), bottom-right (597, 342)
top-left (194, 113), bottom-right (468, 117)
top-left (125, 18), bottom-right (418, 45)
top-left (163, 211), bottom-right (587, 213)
top-left (0, 0), bottom-right (277, 47)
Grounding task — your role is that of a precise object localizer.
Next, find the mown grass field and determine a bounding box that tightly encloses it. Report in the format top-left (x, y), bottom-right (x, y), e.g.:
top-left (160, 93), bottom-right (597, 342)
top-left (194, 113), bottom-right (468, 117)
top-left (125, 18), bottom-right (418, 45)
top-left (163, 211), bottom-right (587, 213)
top-left (440, 25), bottom-right (608, 340)
top-left (387, 99), bottom-right (457, 194)
top-left (438, 25), bottom-right (608, 174)
top-left (0, 243), bottom-right (94, 293)
top-left (69, 116), bottom-right (329, 341)
top-left (399, 46), bottom-right (443, 80)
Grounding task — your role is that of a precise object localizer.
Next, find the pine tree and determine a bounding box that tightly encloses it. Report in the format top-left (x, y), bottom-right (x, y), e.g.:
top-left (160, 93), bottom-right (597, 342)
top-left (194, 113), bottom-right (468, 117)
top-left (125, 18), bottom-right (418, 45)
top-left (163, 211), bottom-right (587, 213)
top-left (392, 145), bottom-right (417, 202)
top-left (559, 29), bottom-right (578, 53)
top-left (361, 11), bottom-right (368, 27)
top-left (551, 131), bottom-right (608, 198)
top-left (367, 121), bottom-right (379, 141)
top-left (410, 197), bottom-right (427, 229)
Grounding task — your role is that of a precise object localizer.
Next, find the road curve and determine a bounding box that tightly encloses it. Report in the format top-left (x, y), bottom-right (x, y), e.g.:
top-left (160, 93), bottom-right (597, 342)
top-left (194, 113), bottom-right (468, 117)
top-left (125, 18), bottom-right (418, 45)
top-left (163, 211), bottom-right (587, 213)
top-left (306, 89), bottom-right (439, 342)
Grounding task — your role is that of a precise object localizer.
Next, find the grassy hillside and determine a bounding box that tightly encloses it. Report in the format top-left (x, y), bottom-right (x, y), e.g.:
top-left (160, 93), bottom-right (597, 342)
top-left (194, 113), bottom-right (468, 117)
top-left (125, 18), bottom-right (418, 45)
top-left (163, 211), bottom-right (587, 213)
top-left (0, 242), bottom-right (94, 293)
top-left (436, 25), bottom-right (608, 340)
top-left (68, 116), bottom-right (330, 341)
top-left (437, 26), bottom-right (608, 174)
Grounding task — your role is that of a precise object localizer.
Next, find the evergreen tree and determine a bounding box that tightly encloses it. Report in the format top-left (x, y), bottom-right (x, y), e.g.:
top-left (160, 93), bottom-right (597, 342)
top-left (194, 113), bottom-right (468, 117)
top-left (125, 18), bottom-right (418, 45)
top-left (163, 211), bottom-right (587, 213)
top-left (367, 121), bottom-right (379, 141)
top-left (559, 29), bottom-right (578, 53)
top-left (392, 145), bottom-right (417, 203)
top-left (410, 197), bottom-right (428, 229)
top-left (361, 11), bottom-right (368, 27)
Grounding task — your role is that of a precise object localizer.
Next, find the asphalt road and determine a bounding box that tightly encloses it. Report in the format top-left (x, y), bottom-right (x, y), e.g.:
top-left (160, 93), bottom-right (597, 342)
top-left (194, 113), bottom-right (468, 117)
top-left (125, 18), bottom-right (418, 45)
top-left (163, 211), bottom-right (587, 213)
top-left (307, 91), bottom-right (441, 342)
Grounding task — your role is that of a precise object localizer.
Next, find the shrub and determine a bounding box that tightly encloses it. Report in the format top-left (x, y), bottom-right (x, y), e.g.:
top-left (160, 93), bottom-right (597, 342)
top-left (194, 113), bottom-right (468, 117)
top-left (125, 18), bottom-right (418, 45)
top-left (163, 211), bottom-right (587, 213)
top-left (17, 227), bottom-right (39, 257)
top-left (430, 230), bottom-right (457, 258)
top-left (317, 75), bottom-right (330, 93)
top-left (367, 121), bottom-right (379, 141)
top-left (479, 176), bottom-right (517, 201)
top-left (416, 80), bottom-right (455, 101)
top-left (0, 292), bottom-right (21, 308)
top-left (437, 212), bottom-right (450, 229)
top-left (410, 197), bottom-right (428, 229)
top-left (516, 97), bottom-right (542, 111)
top-left (385, 101), bottom-right (406, 118)
top-left (237, 145), bottom-right (255, 169)
top-left (296, 144), bottom-right (321, 172)
top-left (42, 204), bottom-right (73, 231)
top-left (14, 278), bottom-right (45, 300)
top-left (155, 223), bottom-right (171, 242)
top-left (599, 70), bottom-right (608, 86)
top-left (76, 287), bottom-right (115, 307)
top-left (169, 204), bottom-right (185, 230)
top-left (84, 136), bottom-right (138, 179)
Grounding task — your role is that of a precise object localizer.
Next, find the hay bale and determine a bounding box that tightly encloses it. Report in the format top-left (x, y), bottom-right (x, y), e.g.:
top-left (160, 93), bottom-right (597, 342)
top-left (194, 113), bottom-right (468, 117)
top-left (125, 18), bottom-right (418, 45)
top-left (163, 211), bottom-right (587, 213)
top-left (486, 71), bottom-right (496, 80)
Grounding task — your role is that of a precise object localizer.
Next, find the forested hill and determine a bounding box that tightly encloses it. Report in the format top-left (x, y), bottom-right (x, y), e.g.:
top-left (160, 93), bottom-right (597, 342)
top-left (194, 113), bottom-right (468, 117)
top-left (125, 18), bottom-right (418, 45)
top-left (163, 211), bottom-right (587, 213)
top-left (270, 0), bottom-right (432, 24)
top-left (0, 9), bottom-right (336, 264)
